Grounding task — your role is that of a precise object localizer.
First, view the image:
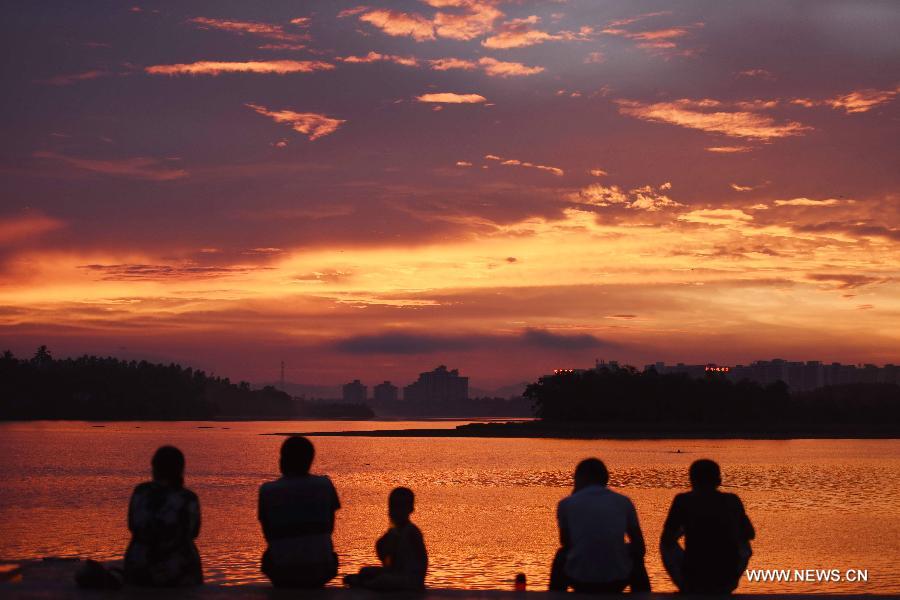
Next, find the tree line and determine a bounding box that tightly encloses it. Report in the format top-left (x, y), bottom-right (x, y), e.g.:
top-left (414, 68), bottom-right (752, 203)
top-left (525, 365), bottom-right (900, 426)
top-left (0, 346), bottom-right (295, 420)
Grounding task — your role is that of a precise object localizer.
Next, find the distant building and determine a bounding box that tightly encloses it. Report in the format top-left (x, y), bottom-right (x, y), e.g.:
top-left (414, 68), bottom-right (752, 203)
top-left (644, 359), bottom-right (900, 392)
top-left (404, 365), bottom-right (468, 403)
top-left (373, 381), bottom-right (399, 403)
top-left (342, 379), bottom-right (367, 403)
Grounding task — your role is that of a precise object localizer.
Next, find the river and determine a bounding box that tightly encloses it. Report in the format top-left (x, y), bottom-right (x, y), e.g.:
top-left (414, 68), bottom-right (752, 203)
top-left (0, 420), bottom-right (897, 593)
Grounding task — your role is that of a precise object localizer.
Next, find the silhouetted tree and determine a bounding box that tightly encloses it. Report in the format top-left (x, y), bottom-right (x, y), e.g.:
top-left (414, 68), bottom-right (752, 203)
top-left (0, 346), bottom-right (296, 420)
top-left (525, 366), bottom-right (896, 427)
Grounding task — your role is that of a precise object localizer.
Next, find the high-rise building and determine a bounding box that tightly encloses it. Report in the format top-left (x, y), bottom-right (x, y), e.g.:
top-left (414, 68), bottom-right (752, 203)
top-left (342, 379), bottom-right (367, 403)
top-left (373, 381), bottom-right (399, 403)
top-left (403, 365), bottom-right (468, 403)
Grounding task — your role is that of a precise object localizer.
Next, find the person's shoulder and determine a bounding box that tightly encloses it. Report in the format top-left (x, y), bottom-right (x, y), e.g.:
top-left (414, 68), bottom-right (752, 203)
top-left (133, 481), bottom-right (154, 492)
top-left (608, 487), bottom-right (636, 507)
top-left (719, 491), bottom-right (745, 507)
top-left (181, 487), bottom-right (200, 503)
top-left (672, 491), bottom-right (692, 503)
top-left (259, 478), bottom-right (287, 498)
top-left (309, 474), bottom-right (338, 492)
top-left (406, 522), bottom-right (424, 538)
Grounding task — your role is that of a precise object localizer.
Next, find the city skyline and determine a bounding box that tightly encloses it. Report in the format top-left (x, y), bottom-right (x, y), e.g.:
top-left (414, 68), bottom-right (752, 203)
top-left (2, 1), bottom-right (898, 388)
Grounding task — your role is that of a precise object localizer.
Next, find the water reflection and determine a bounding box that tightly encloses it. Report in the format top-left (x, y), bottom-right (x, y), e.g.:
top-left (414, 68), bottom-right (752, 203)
top-left (0, 421), bottom-right (897, 593)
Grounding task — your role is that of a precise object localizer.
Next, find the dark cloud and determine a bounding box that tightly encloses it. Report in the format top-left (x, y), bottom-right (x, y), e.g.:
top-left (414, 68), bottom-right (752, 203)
top-left (521, 328), bottom-right (616, 350)
top-left (334, 328), bottom-right (615, 355)
top-left (794, 221), bottom-right (900, 242)
top-left (79, 263), bottom-right (272, 281)
top-left (806, 273), bottom-right (889, 289)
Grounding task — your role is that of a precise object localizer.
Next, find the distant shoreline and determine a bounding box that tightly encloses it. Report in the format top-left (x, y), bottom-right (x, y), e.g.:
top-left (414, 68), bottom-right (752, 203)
top-left (278, 421), bottom-right (900, 440)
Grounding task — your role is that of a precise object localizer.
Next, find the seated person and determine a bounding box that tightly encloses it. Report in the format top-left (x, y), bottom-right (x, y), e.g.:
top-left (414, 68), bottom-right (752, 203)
top-left (123, 446), bottom-right (202, 587)
top-left (258, 436), bottom-right (340, 588)
top-left (660, 459), bottom-right (755, 594)
top-left (550, 458), bottom-right (646, 593)
top-left (345, 487), bottom-right (427, 591)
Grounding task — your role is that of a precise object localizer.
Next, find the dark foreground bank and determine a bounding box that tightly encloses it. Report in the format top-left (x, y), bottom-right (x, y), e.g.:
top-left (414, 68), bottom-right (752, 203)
top-left (0, 560), bottom-right (891, 600)
top-left (284, 420), bottom-right (900, 439)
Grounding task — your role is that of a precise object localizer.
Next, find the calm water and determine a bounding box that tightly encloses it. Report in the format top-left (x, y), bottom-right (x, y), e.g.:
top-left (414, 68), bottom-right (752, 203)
top-left (1, 421), bottom-right (898, 593)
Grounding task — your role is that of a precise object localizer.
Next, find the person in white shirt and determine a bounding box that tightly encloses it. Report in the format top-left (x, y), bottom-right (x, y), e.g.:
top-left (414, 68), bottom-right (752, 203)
top-left (550, 458), bottom-right (647, 593)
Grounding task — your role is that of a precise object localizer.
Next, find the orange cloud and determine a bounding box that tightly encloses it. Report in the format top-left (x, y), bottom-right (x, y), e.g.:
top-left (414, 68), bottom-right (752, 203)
top-left (826, 87), bottom-right (899, 114)
top-left (337, 6), bottom-right (369, 18)
top-left (186, 17), bottom-right (307, 42)
top-left (602, 14), bottom-right (702, 57)
top-left (606, 11), bottom-right (671, 28)
top-left (359, 9), bottom-right (435, 41)
top-left (429, 57), bottom-right (477, 71)
top-left (355, 1), bottom-right (502, 42)
top-left (340, 51), bottom-right (418, 66)
top-left (477, 57), bottom-right (543, 77)
top-left (790, 86), bottom-right (899, 114)
top-left (774, 198), bottom-right (843, 207)
top-left (257, 43), bottom-right (307, 51)
top-left (482, 17), bottom-right (592, 49)
top-left (429, 0), bottom-right (502, 41)
top-left (416, 92), bottom-right (486, 103)
top-left (0, 214), bottom-right (64, 245)
top-left (427, 57), bottom-right (542, 77)
top-left (617, 98), bottom-right (810, 140)
top-left (571, 182), bottom-right (680, 211)
top-left (245, 104), bottom-right (346, 140)
top-left (33, 151), bottom-right (187, 180)
top-left (145, 60), bottom-right (333, 76)
top-left (484, 153), bottom-right (564, 176)
top-left (706, 145), bottom-right (753, 153)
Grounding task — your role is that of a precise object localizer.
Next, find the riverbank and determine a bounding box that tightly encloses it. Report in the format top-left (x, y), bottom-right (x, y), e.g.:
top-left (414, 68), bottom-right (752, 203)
top-left (284, 420), bottom-right (900, 439)
top-left (0, 560), bottom-right (890, 599)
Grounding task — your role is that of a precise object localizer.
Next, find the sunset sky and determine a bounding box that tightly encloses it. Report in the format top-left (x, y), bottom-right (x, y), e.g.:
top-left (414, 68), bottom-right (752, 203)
top-left (2, 1), bottom-right (898, 389)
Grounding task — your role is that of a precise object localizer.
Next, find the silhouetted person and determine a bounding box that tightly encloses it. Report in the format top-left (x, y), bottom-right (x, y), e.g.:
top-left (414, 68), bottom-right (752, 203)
top-left (514, 572), bottom-right (527, 591)
top-left (258, 436), bottom-right (340, 588)
top-left (660, 459), bottom-right (755, 594)
top-left (123, 446), bottom-right (202, 587)
top-left (550, 458), bottom-right (646, 593)
top-left (344, 487), bottom-right (427, 591)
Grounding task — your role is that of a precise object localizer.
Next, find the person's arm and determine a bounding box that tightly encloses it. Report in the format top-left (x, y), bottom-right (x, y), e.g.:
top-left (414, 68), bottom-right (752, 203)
top-left (257, 486), bottom-right (271, 542)
top-left (735, 495), bottom-right (755, 541)
top-left (326, 477), bottom-right (340, 533)
top-left (187, 491), bottom-right (201, 539)
top-left (127, 486), bottom-right (139, 535)
top-left (376, 529), bottom-right (393, 565)
top-left (660, 495), bottom-right (685, 547)
top-left (625, 499), bottom-right (646, 558)
top-left (557, 500), bottom-right (570, 548)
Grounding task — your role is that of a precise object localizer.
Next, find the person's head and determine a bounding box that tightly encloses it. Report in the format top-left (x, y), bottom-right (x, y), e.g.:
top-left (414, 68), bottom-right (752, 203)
top-left (689, 459), bottom-right (722, 490)
top-left (573, 458), bottom-right (609, 491)
top-left (388, 486), bottom-right (415, 525)
top-left (151, 445), bottom-right (185, 488)
top-left (280, 436), bottom-right (315, 477)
